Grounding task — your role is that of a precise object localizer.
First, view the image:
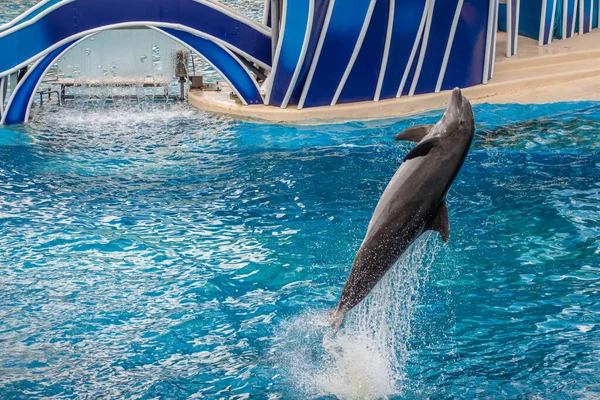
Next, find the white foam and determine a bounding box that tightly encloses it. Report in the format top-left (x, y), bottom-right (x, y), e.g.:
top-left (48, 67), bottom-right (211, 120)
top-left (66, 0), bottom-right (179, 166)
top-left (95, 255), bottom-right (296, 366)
top-left (273, 233), bottom-right (441, 399)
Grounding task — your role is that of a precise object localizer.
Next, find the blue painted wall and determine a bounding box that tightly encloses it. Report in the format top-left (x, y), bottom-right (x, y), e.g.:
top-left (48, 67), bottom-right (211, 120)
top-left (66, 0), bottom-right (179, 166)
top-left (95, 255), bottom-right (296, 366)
top-left (379, 0), bottom-right (427, 100)
top-left (412, 0), bottom-right (462, 95)
top-left (441, 0), bottom-right (490, 91)
top-left (300, 0), bottom-right (374, 108)
top-left (337, 0), bottom-right (389, 104)
top-left (285, 0), bottom-right (330, 106)
top-left (268, 0), bottom-right (311, 106)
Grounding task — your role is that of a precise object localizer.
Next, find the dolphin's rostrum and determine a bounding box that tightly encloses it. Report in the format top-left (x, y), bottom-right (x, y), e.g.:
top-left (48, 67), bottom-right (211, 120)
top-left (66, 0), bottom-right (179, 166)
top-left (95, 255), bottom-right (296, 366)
top-left (328, 88), bottom-right (475, 332)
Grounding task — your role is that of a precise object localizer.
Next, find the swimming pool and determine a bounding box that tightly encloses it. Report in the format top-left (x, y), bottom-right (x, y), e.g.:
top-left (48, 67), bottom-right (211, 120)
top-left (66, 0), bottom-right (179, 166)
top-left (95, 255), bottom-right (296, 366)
top-left (0, 100), bottom-right (599, 399)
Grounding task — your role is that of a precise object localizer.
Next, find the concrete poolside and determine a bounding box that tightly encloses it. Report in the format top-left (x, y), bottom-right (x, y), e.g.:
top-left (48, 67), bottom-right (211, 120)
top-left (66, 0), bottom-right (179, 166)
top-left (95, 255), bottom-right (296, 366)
top-left (189, 30), bottom-right (600, 123)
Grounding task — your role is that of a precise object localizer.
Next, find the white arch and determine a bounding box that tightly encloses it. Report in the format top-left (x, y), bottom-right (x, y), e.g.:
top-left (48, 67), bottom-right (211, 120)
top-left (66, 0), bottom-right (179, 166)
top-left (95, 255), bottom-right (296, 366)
top-left (2, 25), bottom-right (264, 124)
top-left (1, 34), bottom-right (95, 125)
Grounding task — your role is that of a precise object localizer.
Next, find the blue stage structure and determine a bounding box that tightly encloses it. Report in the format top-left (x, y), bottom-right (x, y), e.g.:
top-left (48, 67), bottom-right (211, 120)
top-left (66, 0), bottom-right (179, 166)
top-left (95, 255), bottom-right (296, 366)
top-left (558, 0), bottom-right (579, 39)
top-left (0, 0), bottom-right (599, 125)
top-left (501, 0), bottom-right (598, 43)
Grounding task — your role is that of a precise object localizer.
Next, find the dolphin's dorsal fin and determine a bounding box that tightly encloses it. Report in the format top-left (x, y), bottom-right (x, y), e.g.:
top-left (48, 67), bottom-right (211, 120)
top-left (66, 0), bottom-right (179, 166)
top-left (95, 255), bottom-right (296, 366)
top-left (404, 137), bottom-right (440, 161)
top-left (429, 202), bottom-right (450, 242)
top-left (395, 124), bottom-right (433, 142)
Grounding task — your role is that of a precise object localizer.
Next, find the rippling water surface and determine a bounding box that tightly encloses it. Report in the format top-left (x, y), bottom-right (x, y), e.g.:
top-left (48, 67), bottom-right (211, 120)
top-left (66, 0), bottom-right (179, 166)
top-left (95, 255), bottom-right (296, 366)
top-left (0, 100), bottom-right (599, 399)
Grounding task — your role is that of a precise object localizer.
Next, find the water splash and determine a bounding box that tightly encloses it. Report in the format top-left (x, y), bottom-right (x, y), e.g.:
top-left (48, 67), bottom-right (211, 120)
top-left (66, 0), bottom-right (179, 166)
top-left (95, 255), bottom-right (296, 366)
top-left (274, 234), bottom-right (441, 399)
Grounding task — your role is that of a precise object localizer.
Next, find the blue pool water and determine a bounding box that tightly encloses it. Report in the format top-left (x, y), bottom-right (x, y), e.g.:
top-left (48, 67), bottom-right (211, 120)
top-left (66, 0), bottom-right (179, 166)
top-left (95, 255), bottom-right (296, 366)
top-left (1, 101), bottom-right (600, 399)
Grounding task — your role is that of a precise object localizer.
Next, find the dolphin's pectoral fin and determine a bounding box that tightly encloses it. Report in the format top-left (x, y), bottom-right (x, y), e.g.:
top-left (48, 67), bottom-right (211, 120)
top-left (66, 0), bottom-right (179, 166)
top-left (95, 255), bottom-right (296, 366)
top-left (395, 124), bottom-right (434, 142)
top-left (428, 202), bottom-right (450, 242)
top-left (404, 137), bottom-right (441, 161)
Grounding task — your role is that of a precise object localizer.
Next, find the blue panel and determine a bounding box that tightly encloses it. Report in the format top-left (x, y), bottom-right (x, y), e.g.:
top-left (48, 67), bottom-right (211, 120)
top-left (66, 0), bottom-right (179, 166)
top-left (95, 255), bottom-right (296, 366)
top-left (337, 0), bottom-right (389, 104)
top-left (581, 0), bottom-right (593, 33)
top-left (159, 28), bottom-right (263, 105)
top-left (518, 0), bottom-right (543, 40)
top-left (3, 43), bottom-right (73, 125)
top-left (287, 0), bottom-right (330, 106)
top-left (566, 0), bottom-right (578, 36)
top-left (498, 3), bottom-right (508, 31)
top-left (0, 0), bottom-right (272, 75)
top-left (301, 0), bottom-right (373, 108)
top-left (269, 0), bottom-right (311, 106)
top-left (379, 0), bottom-right (427, 100)
top-left (400, 33), bottom-right (424, 96)
top-left (557, 0), bottom-right (578, 38)
top-left (412, 0), bottom-right (461, 95)
top-left (594, 0), bottom-right (599, 28)
top-left (542, 0), bottom-right (557, 44)
top-left (441, 0), bottom-right (490, 90)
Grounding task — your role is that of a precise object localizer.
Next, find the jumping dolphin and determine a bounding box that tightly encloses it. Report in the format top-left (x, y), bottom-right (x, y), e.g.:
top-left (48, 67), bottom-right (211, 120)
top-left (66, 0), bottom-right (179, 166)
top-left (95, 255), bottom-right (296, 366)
top-left (328, 88), bottom-right (474, 332)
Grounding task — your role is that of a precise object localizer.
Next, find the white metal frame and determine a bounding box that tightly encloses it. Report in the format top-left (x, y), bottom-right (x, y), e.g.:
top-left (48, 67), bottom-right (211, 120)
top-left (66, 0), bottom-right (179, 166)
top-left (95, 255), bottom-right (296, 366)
top-left (396, 0), bottom-right (430, 97)
top-left (374, 0), bottom-right (395, 102)
top-left (436, 0), bottom-right (464, 92)
top-left (409, 0), bottom-right (435, 96)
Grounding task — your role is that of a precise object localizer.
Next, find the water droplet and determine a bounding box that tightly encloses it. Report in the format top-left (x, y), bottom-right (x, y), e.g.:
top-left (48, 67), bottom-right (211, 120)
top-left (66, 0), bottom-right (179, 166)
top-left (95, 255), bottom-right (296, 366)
top-left (140, 55), bottom-right (147, 63)
top-left (85, 48), bottom-right (91, 56)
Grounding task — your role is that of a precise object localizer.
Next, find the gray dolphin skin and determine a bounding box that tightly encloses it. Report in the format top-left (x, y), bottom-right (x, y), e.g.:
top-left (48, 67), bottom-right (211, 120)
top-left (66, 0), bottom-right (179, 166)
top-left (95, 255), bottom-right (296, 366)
top-left (328, 88), bottom-right (475, 332)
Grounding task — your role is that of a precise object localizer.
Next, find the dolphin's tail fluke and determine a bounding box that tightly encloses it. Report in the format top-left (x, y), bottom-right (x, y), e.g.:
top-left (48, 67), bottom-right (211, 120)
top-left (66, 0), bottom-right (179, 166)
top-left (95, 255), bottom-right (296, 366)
top-left (327, 307), bottom-right (346, 333)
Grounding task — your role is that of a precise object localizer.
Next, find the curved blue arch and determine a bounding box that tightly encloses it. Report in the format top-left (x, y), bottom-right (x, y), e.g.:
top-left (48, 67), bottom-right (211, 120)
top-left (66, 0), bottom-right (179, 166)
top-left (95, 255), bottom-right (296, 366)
top-left (2, 26), bottom-right (264, 125)
top-left (2, 42), bottom-right (74, 125)
top-left (0, 0), bottom-right (272, 77)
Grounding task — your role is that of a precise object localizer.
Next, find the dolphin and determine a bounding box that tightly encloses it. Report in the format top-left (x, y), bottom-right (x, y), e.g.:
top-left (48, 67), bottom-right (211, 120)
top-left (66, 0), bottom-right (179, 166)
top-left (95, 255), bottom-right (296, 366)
top-left (328, 88), bottom-right (475, 332)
